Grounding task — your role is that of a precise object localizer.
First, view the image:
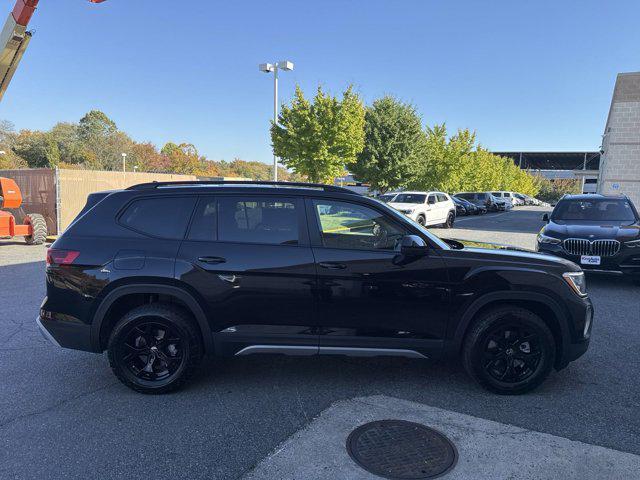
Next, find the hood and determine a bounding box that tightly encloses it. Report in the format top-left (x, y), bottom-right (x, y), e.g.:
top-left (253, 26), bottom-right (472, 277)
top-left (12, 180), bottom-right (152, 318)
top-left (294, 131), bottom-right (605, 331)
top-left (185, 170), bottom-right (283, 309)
top-left (462, 245), bottom-right (579, 270)
top-left (543, 221), bottom-right (640, 241)
top-left (449, 238), bottom-right (579, 270)
top-left (388, 202), bottom-right (422, 210)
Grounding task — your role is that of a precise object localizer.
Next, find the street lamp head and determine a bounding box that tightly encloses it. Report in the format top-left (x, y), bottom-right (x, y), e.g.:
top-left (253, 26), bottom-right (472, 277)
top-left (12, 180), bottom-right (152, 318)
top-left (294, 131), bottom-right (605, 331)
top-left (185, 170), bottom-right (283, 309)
top-left (277, 60), bottom-right (294, 71)
top-left (259, 63), bottom-right (275, 73)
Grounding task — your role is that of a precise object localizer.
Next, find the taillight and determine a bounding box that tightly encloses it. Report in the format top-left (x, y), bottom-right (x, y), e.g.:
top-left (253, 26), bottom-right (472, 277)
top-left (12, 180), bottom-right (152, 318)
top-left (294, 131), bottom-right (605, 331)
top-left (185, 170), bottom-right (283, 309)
top-left (46, 249), bottom-right (80, 266)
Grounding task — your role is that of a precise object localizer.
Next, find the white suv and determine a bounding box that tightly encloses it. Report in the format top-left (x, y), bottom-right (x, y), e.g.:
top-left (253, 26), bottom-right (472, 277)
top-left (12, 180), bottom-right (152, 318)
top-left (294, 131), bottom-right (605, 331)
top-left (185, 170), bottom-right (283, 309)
top-left (388, 191), bottom-right (456, 227)
top-left (490, 191), bottom-right (517, 209)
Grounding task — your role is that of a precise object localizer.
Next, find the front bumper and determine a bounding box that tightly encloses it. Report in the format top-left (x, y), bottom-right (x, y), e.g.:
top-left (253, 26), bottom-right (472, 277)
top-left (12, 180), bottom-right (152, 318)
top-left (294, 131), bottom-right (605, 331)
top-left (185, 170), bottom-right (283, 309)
top-left (556, 296), bottom-right (593, 369)
top-left (537, 243), bottom-right (640, 275)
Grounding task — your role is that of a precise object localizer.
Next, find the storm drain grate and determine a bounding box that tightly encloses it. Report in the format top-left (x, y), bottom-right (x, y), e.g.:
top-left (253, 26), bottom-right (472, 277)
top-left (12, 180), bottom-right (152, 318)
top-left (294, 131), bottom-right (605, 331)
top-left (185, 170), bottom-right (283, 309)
top-left (346, 420), bottom-right (457, 479)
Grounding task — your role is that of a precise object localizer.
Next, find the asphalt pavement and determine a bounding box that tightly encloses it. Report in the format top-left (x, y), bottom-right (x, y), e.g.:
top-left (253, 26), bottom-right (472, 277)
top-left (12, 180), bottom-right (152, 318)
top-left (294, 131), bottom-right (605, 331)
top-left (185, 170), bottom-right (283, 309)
top-left (1, 207), bottom-right (639, 480)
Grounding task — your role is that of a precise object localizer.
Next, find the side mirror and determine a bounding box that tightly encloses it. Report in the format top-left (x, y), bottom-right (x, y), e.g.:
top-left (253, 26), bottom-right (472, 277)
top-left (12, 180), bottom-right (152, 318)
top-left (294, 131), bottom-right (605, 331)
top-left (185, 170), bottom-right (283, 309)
top-left (542, 213), bottom-right (549, 222)
top-left (399, 235), bottom-right (429, 256)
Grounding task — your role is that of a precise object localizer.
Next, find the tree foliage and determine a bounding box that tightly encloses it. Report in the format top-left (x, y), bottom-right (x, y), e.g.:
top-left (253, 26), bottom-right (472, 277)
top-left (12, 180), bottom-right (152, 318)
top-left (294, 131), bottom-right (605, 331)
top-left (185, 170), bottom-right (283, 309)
top-left (408, 125), bottom-right (540, 196)
top-left (271, 85), bottom-right (365, 183)
top-left (349, 96), bottom-right (425, 193)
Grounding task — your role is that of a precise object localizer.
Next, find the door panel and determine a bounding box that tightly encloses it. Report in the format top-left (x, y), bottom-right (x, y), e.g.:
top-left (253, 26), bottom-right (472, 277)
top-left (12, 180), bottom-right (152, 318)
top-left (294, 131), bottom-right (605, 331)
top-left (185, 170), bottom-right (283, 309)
top-left (175, 195), bottom-right (318, 355)
top-left (309, 198), bottom-right (450, 357)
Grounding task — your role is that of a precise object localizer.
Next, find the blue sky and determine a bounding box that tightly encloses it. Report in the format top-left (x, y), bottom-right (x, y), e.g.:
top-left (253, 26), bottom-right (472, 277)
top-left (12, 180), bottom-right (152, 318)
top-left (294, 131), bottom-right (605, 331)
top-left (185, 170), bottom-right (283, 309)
top-left (1, 0), bottom-right (639, 163)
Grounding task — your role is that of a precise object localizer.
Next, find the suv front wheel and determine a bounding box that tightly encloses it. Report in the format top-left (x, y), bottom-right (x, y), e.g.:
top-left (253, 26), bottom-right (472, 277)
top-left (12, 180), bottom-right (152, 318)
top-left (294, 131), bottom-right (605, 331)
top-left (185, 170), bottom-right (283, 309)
top-left (107, 303), bottom-right (203, 394)
top-left (462, 306), bottom-right (555, 395)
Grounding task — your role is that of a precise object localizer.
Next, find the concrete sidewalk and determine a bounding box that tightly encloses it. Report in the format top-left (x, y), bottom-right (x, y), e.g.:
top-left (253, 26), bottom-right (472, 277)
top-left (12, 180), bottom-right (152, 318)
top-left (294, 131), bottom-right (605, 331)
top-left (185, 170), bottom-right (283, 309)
top-left (244, 395), bottom-right (640, 480)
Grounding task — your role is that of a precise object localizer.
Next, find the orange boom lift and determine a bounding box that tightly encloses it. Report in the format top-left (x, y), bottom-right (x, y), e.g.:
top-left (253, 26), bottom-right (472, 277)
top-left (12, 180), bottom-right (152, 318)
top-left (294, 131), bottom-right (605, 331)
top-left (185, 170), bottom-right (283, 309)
top-left (0, 0), bottom-right (107, 101)
top-left (0, 176), bottom-right (47, 244)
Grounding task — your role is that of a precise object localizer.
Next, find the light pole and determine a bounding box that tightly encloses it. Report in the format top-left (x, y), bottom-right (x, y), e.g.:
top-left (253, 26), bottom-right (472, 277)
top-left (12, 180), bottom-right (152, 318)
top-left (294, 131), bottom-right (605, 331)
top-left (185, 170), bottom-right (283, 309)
top-left (259, 60), bottom-right (294, 181)
top-left (121, 153), bottom-right (127, 172)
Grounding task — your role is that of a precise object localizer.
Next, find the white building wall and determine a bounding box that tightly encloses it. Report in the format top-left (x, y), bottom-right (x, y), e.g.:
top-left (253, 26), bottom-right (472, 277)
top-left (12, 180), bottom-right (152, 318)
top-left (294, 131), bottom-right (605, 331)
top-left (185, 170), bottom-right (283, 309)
top-left (598, 72), bottom-right (640, 206)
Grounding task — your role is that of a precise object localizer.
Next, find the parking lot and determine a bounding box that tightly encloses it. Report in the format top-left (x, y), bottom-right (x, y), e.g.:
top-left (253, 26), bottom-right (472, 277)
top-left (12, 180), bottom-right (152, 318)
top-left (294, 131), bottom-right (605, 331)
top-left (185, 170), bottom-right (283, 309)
top-left (1, 206), bottom-right (639, 479)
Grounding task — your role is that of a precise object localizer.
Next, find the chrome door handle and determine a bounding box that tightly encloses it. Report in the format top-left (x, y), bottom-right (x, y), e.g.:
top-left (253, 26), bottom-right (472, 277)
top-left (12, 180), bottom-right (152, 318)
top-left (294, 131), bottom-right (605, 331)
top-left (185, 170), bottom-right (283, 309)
top-left (318, 262), bottom-right (347, 270)
top-left (197, 256), bottom-right (226, 264)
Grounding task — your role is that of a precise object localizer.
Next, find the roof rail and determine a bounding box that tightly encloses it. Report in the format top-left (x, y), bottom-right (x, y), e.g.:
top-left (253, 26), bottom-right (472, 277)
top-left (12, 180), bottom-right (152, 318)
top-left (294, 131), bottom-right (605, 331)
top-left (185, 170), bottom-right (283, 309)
top-left (126, 180), bottom-right (359, 194)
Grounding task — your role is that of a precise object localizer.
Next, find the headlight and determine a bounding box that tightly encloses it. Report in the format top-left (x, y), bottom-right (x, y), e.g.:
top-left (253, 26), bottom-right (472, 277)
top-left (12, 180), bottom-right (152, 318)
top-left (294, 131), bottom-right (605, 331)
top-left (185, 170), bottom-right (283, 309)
top-left (537, 233), bottom-right (561, 245)
top-left (563, 271), bottom-right (587, 297)
top-left (624, 239), bottom-right (640, 248)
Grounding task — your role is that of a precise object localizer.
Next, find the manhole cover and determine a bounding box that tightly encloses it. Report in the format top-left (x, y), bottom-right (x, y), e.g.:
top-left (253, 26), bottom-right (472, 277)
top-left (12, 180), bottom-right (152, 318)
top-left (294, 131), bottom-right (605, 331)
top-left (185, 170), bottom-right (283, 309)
top-left (346, 420), bottom-right (457, 479)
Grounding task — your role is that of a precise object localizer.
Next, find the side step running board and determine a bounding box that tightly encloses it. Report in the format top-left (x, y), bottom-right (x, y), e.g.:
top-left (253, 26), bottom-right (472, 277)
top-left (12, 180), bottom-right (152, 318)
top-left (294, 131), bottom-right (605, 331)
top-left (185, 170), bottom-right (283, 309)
top-left (234, 345), bottom-right (427, 359)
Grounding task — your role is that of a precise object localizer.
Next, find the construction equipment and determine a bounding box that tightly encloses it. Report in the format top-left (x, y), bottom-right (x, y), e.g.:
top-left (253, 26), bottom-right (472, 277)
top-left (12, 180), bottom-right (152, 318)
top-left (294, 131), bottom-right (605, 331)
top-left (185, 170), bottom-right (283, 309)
top-left (0, 0), bottom-right (107, 102)
top-left (0, 176), bottom-right (47, 244)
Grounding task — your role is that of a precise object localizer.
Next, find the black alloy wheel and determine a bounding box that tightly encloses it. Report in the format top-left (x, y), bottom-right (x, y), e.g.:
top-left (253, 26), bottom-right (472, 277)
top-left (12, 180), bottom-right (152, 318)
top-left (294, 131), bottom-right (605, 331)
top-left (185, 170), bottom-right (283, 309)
top-left (119, 321), bottom-right (185, 383)
top-left (108, 304), bottom-right (202, 394)
top-left (416, 215), bottom-right (426, 226)
top-left (481, 324), bottom-right (542, 383)
top-left (462, 306), bottom-right (555, 395)
top-left (445, 212), bottom-right (455, 228)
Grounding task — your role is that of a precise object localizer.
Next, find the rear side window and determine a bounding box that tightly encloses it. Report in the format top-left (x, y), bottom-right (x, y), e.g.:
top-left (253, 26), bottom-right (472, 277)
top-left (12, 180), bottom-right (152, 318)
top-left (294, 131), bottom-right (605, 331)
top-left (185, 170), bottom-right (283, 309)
top-left (437, 193), bottom-right (448, 202)
top-left (218, 196), bottom-right (299, 245)
top-left (120, 197), bottom-right (196, 239)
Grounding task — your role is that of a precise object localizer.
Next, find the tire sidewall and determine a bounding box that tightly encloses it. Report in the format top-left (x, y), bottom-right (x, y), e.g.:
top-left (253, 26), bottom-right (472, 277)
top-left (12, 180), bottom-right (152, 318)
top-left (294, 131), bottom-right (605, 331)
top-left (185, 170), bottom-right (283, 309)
top-left (107, 305), bottom-right (201, 394)
top-left (465, 309), bottom-right (555, 395)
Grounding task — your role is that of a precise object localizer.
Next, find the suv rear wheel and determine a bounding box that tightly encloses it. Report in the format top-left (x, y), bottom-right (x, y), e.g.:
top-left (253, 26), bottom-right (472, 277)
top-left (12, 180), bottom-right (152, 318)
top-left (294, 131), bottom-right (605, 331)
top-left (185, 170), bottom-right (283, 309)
top-left (462, 306), bottom-right (555, 395)
top-left (107, 303), bottom-right (203, 394)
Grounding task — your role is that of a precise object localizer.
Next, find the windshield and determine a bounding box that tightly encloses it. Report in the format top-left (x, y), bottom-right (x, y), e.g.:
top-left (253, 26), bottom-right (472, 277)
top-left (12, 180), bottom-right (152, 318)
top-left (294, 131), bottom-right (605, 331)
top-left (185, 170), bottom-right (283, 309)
top-left (377, 194), bottom-right (396, 203)
top-left (393, 194), bottom-right (426, 204)
top-left (552, 199), bottom-right (637, 221)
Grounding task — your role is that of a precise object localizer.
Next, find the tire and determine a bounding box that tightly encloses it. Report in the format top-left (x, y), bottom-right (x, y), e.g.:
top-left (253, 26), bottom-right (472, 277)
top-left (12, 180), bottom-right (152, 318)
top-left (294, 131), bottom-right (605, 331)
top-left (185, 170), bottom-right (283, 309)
top-left (107, 303), bottom-right (203, 394)
top-left (24, 213), bottom-right (47, 245)
top-left (444, 212), bottom-right (455, 229)
top-left (462, 306), bottom-right (555, 395)
top-left (416, 215), bottom-right (426, 227)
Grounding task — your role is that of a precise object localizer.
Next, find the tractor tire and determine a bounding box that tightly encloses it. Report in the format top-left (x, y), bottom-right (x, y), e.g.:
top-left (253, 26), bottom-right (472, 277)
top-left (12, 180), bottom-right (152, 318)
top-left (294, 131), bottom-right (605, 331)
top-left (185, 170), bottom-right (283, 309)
top-left (24, 213), bottom-right (47, 245)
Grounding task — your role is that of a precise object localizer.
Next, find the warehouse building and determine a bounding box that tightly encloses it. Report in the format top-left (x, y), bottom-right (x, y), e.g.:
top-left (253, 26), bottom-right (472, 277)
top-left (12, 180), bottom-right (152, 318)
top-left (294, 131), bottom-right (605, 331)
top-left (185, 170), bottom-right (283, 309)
top-left (598, 72), bottom-right (640, 206)
top-left (493, 151), bottom-right (600, 193)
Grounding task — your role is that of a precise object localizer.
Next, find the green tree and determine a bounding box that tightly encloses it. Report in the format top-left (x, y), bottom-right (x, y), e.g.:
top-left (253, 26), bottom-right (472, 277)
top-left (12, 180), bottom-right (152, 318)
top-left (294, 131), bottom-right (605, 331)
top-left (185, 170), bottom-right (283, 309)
top-left (349, 96), bottom-right (425, 193)
top-left (78, 110), bottom-right (117, 143)
top-left (271, 85), bottom-right (365, 183)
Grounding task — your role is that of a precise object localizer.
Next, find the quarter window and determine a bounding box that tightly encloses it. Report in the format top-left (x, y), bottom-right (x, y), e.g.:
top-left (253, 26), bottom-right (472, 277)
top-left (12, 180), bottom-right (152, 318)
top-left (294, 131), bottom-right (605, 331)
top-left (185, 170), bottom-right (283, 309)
top-left (218, 196), bottom-right (299, 245)
top-left (188, 197), bottom-right (217, 241)
top-left (313, 200), bottom-right (407, 250)
top-left (120, 197), bottom-right (196, 239)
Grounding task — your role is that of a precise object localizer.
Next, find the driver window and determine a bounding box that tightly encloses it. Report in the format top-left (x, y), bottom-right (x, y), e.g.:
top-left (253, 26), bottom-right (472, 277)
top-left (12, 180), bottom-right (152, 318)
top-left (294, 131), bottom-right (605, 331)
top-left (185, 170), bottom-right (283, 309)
top-left (313, 200), bottom-right (407, 251)
top-left (427, 195), bottom-right (436, 204)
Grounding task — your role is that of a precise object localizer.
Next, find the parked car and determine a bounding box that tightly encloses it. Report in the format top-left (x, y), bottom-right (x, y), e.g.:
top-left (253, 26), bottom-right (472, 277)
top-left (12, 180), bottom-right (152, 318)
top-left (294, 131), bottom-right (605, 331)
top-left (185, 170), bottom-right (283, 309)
top-left (452, 196), bottom-right (468, 216)
top-left (514, 193), bottom-right (531, 205)
top-left (376, 192), bottom-right (398, 203)
top-left (456, 192), bottom-right (502, 212)
top-left (537, 194), bottom-right (640, 285)
top-left (38, 181), bottom-right (593, 395)
top-left (454, 196), bottom-right (485, 215)
top-left (491, 191), bottom-right (516, 208)
top-left (388, 191), bottom-right (456, 228)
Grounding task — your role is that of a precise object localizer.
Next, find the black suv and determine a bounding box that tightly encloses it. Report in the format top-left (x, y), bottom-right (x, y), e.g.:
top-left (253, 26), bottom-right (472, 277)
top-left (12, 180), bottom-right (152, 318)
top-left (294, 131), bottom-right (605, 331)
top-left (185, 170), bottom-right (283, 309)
top-left (39, 181), bottom-right (593, 395)
top-left (537, 194), bottom-right (640, 284)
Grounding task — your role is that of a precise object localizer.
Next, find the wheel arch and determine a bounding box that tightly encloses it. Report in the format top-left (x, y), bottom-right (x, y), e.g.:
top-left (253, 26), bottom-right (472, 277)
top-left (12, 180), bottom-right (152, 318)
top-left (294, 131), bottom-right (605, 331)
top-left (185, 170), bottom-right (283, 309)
top-left (90, 283), bottom-right (213, 354)
top-left (449, 291), bottom-right (569, 367)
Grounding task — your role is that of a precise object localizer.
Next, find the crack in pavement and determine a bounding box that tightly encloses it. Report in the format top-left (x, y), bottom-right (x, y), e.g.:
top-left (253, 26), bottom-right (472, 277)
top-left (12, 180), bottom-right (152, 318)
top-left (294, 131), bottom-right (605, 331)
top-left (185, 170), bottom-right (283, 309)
top-left (0, 381), bottom-right (118, 431)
